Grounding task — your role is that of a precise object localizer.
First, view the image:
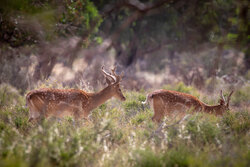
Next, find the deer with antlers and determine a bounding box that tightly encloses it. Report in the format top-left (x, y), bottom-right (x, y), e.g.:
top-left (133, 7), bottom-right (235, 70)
top-left (143, 90), bottom-right (233, 122)
top-left (26, 66), bottom-right (126, 123)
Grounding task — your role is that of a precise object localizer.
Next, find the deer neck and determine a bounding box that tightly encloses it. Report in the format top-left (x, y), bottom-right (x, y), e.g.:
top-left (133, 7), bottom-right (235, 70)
top-left (87, 86), bottom-right (114, 111)
top-left (202, 103), bottom-right (224, 115)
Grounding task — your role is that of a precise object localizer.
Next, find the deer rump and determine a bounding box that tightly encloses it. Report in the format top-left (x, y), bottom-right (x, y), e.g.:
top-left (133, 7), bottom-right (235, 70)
top-left (26, 88), bottom-right (89, 119)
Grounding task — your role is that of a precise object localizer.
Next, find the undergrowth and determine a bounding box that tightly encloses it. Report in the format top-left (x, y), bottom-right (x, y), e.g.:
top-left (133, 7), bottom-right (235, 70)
top-left (0, 83), bottom-right (249, 167)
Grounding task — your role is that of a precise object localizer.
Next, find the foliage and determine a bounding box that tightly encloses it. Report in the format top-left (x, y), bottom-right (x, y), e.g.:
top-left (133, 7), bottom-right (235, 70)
top-left (0, 84), bottom-right (249, 167)
top-left (0, 0), bottom-right (102, 46)
top-left (1, 0), bottom-right (248, 52)
top-left (59, 0), bottom-right (102, 37)
top-left (221, 110), bottom-right (250, 134)
top-left (231, 84), bottom-right (250, 106)
top-left (0, 84), bottom-right (24, 107)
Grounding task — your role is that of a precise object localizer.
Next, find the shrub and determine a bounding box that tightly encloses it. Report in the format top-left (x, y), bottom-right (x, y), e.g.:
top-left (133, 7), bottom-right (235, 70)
top-left (0, 84), bottom-right (249, 167)
top-left (0, 83), bottom-right (23, 107)
top-left (132, 149), bottom-right (162, 167)
top-left (130, 111), bottom-right (152, 126)
top-left (221, 110), bottom-right (250, 134)
top-left (199, 120), bottom-right (220, 143)
top-left (162, 147), bottom-right (190, 167)
top-left (123, 92), bottom-right (147, 118)
top-left (231, 85), bottom-right (250, 106)
top-left (185, 114), bottom-right (220, 144)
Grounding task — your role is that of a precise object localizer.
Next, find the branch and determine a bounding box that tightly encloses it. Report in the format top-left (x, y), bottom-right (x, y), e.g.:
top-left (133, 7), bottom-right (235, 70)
top-left (102, 0), bottom-right (176, 17)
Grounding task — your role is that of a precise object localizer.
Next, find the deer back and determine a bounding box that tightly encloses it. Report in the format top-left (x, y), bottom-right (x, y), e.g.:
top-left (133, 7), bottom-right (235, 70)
top-left (26, 88), bottom-right (89, 116)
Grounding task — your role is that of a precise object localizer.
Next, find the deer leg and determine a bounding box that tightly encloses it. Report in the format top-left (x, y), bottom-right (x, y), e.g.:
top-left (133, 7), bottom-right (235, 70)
top-left (40, 101), bottom-right (49, 120)
top-left (82, 112), bottom-right (92, 124)
top-left (152, 107), bottom-right (165, 123)
top-left (33, 117), bottom-right (42, 124)
top-left (80, 110), bottom-right (91, 121)
top-left (73, 110), bottom-right (80, 126)
top-left (28, 117), bottom-right (37, 124)
top-left (73, 109), bottom-right (89, 126)
top-left (28, 111), bottom-right (35, 122)
top-left (27, 99), bottom-right (41, 123)
top-left (178, 112), bottom-right (186, 121)
top-left (82, 112), bottom-right (93, 126)
top-left (28, 117), bottom-right (33, 122)
top-left (152, 115), bottom-right (159, 122)
top-left (28, 109), bottom-right (41, 124)
top-left (30, 101), bottom-right (48, 124)
top-left (152, 98), bottom-right (165, 123)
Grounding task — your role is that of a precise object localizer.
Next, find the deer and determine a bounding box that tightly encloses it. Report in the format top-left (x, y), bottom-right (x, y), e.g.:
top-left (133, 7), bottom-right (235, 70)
top-left (26, 66), bottom-right (126, 123)
top-left (142, 89), bottom-right (233, 122)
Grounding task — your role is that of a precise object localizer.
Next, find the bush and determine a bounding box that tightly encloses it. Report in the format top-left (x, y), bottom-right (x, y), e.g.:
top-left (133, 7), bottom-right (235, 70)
top-left (0, 84), bottom-right (249, 167)
top-left (183, 114), bottom-right (220, 144)
top-left (0, 83), bottom-right (24, 107)
top-left (162, 147), bottom-right (190, 167)
top-left (132, 149), bottom-right (162, 167)
top-left (221, 110), bottom-right (250, 134)
top-left (130, 111), bottom-right (152, 126)
top-left (231, 85), bottom-right (250, 106)
top-left (123, 91), bottom-right (147, 118)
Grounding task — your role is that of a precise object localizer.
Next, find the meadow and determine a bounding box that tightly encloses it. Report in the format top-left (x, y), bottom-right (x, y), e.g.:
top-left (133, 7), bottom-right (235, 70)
top-left (0, 82), bottom-right (249, 167)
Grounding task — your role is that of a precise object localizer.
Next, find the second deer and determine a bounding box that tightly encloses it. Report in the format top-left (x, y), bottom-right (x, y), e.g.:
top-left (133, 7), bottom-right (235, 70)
top-left (26, 66), bottom-right (126, 123)
top-left (143, 89), bottom-right (233, 122)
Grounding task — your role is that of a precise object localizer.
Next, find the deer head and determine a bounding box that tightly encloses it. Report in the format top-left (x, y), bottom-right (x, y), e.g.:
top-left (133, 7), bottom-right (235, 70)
top-left (218, 90), bottom-right (234, 111)
top-left (101, 66), bottom-right (126, 101)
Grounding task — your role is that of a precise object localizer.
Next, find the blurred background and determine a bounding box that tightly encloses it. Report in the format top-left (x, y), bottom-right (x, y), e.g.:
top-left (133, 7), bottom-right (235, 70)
top-left (0, 0), bottom-right (249, 93)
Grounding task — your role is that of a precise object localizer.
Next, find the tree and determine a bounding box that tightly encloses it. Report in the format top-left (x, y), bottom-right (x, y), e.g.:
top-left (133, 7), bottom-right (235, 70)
top-left (0, 0), bottom-right (249, 89)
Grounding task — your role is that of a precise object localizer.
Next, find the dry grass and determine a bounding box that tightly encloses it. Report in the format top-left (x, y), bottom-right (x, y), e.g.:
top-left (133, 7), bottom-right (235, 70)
top-left (0, 83), bottom-right (249, 167)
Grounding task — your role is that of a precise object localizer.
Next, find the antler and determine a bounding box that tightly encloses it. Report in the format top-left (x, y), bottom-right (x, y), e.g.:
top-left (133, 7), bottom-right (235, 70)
top-left (101, 66), bottom-right (116, 82)
top-left (227, 91), bottom-right (234, 107)
top-left (101, 66), bottom-right (124, 84)
top-left (220, 90), bottom-right (226, 102)
top-left (111, 66), bottom-right (117, 77)
top-left (111, 66), bottom-right (123, 83)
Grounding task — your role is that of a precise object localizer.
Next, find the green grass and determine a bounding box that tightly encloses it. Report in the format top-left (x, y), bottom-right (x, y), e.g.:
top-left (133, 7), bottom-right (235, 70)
top-left (0, 84), bottom-right (249, 167)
